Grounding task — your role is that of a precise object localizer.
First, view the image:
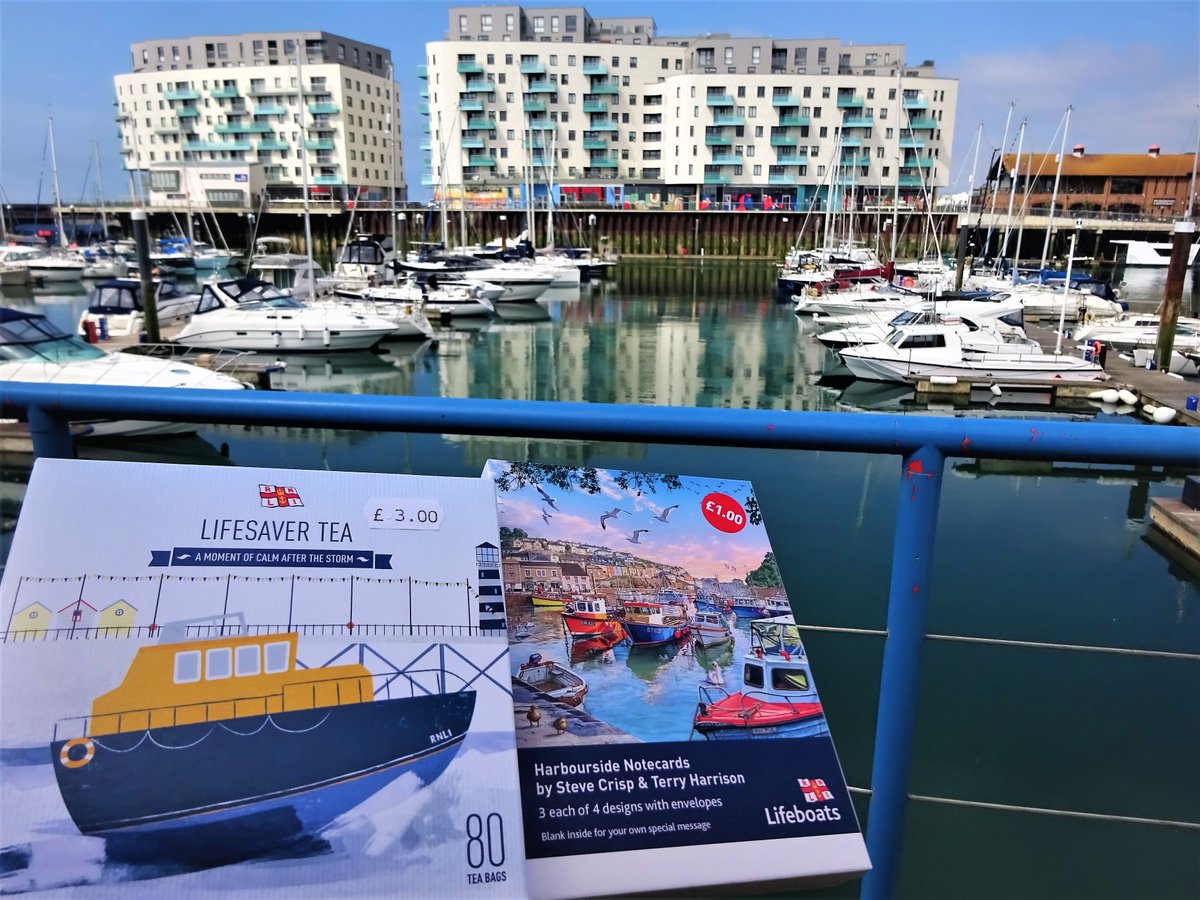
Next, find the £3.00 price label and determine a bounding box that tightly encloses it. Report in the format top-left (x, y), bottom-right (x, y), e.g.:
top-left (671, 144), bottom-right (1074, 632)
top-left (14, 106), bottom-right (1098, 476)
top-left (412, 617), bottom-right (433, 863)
top-left (365, 498), bottom-right (443, 530)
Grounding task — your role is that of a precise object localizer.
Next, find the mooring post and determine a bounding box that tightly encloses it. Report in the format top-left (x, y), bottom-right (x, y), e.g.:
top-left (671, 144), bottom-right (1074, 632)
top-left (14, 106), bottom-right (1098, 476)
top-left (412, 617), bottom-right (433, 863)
top-left (1156, 219), bottom-right (1196, 370)
top-left (27, 405), bottom-right (75, 459)
top-left (131, 207), bottom-right (160, 342)
top-left (953, 224), bottom-right (970, 291)
top-left (861, 444), bottom-right (946, 900)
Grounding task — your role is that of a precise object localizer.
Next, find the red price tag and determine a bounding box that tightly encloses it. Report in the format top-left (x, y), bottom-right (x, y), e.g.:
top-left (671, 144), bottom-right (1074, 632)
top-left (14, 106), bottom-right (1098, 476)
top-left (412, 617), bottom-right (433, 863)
top-left (701, 492), bottom-right (746, 534)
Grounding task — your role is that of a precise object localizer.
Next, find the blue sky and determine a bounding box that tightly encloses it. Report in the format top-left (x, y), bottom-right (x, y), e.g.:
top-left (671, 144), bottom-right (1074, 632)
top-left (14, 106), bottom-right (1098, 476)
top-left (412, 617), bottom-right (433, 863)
top-left (1, 1), bottom-right (1196, 203)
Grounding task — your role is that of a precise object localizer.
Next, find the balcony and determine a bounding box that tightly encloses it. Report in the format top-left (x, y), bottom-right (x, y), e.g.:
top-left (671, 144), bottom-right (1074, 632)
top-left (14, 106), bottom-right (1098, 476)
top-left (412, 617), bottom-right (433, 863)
top-left (590, 120), bottom-right (618, 132)
top-left (710, 154), bottom-right (744, 165)
top-left (703, 172), bottom-right (729, 184)
top-left (842, 153), bottom-right (872, 166)
top-left (460, 98), bottom-right (484, 112)
top-left (899, 137), bottom-right (926, 149)
top-left (836, 94), bottom-right (865, 108)
top-left (417, 65), bottom-right (428, 79)
top-left (581, 61), bottom-right (608, 76)
top-left (418, 102), bottom-right (429, 115)
top-left (420, 173), bottom-right (438, 186)
top-left (528, 119), bottom-right (557, 131)
top-left (591, 81), bottom-right (620, 95)
top-left (840, 136), bottom-right (862, 147)
top-left (523, 137), bottom-right (545, 149)
top-left (768, 173), bottom-right (797, 184)
top-left (465, 117), bottom-right (498, 131)
top-left (255, 104), bottom-right (287, 116)
top-left (842, 116), bottom-right (874, 128)
top-left (588, 156), bottom-right (618, 168)
top-left (164, 88), bottom-right (199, 101)
top-left (305, 139), bottom-right (335, 151)
top-left (522, 99), bottom-right (546, 113)
top-left (582, 137), bottom-right (608, 150)
top-left (904, 157), bottom-right (934, 168)
top-left (464, 79), bottom-right (495, 94)
top-left (211, 86), bottom-right (241, 99)
top-left (706, 94), bottom-right (735, 107)
top-left (311, 174), bottom-right (341, 185)
top-left (456, 60), bottom-right (484, 75)
top-left (419, 139), bottom-right (431, 151)
top-left (775, 157), bottom-right (805, 167)
top-left (582, 100), bottom-right (608, 114)
top-left (184, 140), bottom-right (251, 152)
top-left (519, 60), bottom-right (547, 75)
top-left (215, 122), bottom-right (273, 134)
top-left (908, 117), bottom-right (937, 129)
top-left (176, 107), bottom-right (201, 118)
top-left (898, 174), bottom-right (924, 187)
top-left (903, 96), bottom-right (930, 109)
top-left (248, 85), bottom-right (286, 97)
top-left (461, 136), bottom-right (485, 149)
top-left (770, 135), bottom-right (798, 147)
top-left (704, 134), bottom-right (732, 146)
top-left (712, 114), bottom-right (745, 127)
top-left (467, 155), bottom-right (497, 167)
top-left (771, 94), bottom-right (798, 107)
top-left (257, 139), bottom-right (289, 151)
top-left (526, 80), bottom-right (558, 94)
top-left (778, 114), bottom-right (810, 127)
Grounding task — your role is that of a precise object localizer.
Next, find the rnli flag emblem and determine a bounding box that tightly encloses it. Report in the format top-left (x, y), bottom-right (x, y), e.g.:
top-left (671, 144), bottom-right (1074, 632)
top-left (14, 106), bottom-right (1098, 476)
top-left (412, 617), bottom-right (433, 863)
top-left (260, 484), bottom-right (304, 508)
top-left (799, 778), bottom-right (833, 803)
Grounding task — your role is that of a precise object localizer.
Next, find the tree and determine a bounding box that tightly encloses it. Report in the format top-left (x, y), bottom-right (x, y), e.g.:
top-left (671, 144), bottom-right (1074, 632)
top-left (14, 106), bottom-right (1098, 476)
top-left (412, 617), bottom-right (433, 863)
top-left (745, 552), bottom-right (782, 587)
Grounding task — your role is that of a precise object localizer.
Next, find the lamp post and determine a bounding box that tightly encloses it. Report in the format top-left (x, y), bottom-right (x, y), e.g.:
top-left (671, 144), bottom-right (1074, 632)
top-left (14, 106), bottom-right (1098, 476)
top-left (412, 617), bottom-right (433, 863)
top-left (588, 212), bottom-right (597, 254)
top-left (499, 214), bottom-right (508, 250)
top-left (69, 205), bottom-right (76, 246)
top-left (693, 217), bottom-right (699, 257)
top-left (397, 212), bottom-right (408, 274)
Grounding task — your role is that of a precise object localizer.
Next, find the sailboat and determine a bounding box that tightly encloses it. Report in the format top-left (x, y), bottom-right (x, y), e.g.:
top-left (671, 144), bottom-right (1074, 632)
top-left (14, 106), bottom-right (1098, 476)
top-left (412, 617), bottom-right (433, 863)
top-left (27, 117), bottom-right (86, 282)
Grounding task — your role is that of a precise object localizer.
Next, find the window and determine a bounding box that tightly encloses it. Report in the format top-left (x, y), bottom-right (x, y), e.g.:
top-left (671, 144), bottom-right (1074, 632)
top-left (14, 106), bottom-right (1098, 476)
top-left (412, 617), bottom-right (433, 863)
top-left (818, 47), bottom-right (827, 65)
top-left (459, 15), bottom-right (468, 32)
top-left (174, 650), bottom-right (201, 683)
top-left (506, 13), bottom-right (515, 31)
top-left (481, 14), bottom-right (492, 31)
top-left (748, 106), bottom-right (757, 118)
top-left (206, 647), bottom-right (232, 680)
top-left (264, 641), bottom-right (290, 674)
top-left (753, 164), bottom-right (762, 175)
top-left (751, 46), bottom-right (761, 65)
top-left (772, 668), bottom-right (810, 691)
top-left (551, 16), bottom-right (559, 32)
top-left (566, 15), bottom-right (577, 32)
top-left (724, 47), bottom-right (734, 65)
top-left (744, 663), bottom-right (764, 688)
top-left (533, 16), bottom-right (545, 33)
top-left (630, 57), bottom-right (637, 69)
top-left (754, 125), bottom-right (763, 137)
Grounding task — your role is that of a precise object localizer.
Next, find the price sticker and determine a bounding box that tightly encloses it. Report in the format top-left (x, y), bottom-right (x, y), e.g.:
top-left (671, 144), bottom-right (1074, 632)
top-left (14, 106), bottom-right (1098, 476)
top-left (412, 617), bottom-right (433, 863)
top-left (701, 492), bottom-right (746, 534)
top-left (365, 498), bottom-right (443, 531)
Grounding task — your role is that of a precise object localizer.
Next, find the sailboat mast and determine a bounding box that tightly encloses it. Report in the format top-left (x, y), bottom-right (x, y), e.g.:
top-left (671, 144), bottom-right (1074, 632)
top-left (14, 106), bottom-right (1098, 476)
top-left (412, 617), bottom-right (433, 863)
top-left (47, 117), bottom-right (68, 247)
top-left (547, 129), bottom-right (556, 250)
top-left (999, 120), bottom-right (1025, 266)
top-left (296, 42), bottom-right (316, 293)
top-left (1040, 105), bottom-right (1072, 268)
top-left (983, 103), bottom-right (1013, 259)
top-left (93, 143), bottom-right (110, 241)
top-left (966, 122), bottom-right (983, 225)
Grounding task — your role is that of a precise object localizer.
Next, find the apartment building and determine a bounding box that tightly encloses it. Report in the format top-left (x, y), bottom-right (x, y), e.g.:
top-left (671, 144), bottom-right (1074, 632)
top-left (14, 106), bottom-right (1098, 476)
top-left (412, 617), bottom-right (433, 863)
top-left (114, 31), bottom-right (405, 205)
top-left (421, 5), bottom-right (957, 209)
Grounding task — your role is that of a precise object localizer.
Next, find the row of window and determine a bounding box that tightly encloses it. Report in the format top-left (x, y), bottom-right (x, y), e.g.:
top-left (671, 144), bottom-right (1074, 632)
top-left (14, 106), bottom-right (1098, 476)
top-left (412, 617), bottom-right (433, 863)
top-left (173, 642), bottom-right (289, 684)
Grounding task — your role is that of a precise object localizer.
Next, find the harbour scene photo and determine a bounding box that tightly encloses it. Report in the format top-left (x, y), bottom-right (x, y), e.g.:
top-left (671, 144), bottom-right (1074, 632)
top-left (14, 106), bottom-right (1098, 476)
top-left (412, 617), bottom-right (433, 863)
top-left (1, 1), bottom-right (1199, 897)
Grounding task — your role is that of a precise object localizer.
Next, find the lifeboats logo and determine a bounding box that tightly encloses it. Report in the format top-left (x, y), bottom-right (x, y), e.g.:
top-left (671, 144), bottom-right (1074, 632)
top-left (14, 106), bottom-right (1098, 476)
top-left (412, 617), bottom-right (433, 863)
top-left (799, 777), bottom-right (834, 803)
top-left (260, 484), bottom-right (304, 508)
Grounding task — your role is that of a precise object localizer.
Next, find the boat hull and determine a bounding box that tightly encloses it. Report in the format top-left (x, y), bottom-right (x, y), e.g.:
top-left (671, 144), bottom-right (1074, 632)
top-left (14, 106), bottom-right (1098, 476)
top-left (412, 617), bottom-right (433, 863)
top-left (623, 620), bottom-right (689, 645)
top-left (693, 694), bottom-right (828, 740)
top-left (51, 692), bottom-right (475, 864)
top-left (561, 611), bottom-right (620, 637)
top-left (174, 325), bottom-right (394, 352)
top-left (531, 595), bottom-right (566, 609)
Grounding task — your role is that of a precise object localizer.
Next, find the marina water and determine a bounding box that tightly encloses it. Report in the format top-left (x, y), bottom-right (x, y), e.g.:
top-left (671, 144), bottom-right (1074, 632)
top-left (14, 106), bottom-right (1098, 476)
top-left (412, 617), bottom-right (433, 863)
top-left (1, 261), bottom-right (1197, 898)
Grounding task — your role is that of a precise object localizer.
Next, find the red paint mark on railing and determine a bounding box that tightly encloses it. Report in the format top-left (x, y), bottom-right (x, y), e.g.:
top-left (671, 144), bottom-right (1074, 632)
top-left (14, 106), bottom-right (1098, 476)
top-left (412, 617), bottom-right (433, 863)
top-left (1030, 427), bottom-right (1041, 443)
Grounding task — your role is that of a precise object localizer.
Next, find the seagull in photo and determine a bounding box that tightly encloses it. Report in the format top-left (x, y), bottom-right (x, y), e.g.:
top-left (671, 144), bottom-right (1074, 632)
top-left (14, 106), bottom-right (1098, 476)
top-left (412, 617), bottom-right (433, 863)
top-left (626, 529), bottom-right (649, 544)
top-left (653, 504), bottom-right (679, 523)
top-left (541, 510), bottom-right (553, 524)
top-left (599, 507), bottom-right (630, 530)
top-left (534, 484), bottom-right (559, 510)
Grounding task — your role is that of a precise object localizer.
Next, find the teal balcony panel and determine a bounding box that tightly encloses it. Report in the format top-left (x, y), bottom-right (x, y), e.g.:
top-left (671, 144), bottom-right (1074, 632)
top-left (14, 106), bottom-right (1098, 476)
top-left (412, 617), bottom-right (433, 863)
top-left (775, 158), bottom-right (806, 168)
top-left (704, 134), bottom-right (732, 146)
top-left (590, 120), bottom-right (619, 132)
top-left (836, 95), bottom-right (865, 108)
top-left (165, 88), bottom-right (200, 101)
top-left (591, 82), bottom-right (619, 95)
top-left (465, 117), bottom-right (498, 131)
top-left (211, 86), bottom-right (241, 99)
top-left (421, 174), bottom-right (438, 186)
top-left (312, 174), bottom-right (341, 185)
top-left (769, 135), bottom-right (798, 147)
top-left (464, 79), bottom-right (496, 94)
top-left (842, 116), bottom-right (875, 128)
top-left (305, 139), bottom-right (335, 151)
top-left (904, 157), bottom-right (934, 168)
top-left (460, 98), bottom-right (484, 112)
top-left (519, 61), bottom-right (547, 75)
top-left (254, 104), bottom-right (287, 116)
top-left (257, 139), bottom-right (289, 151)
top-left (588, 157), bottom-right (619, 168)
top-left (418, 102), bottom-right (430, 115)
top-left (467, 155), bottom-right (498, 167)
top-left (456, 60), bottom-right (484, 74)
top-left (185, 140), bottom-right (251, 152)
top-left (840, 137), bottom-right (863, 148)
top-left (903, 96), bottom-right (930, 109)
top-left (308, 103), bottom-right (338, 115)
top-left (523, 99), bottom-right (547, 113)
top-left (581, 62), bottom-right (608, 76)
top-left (703, 172), bottom-right (730, 184)
top-left (176, 107), bottom-right (201, 118)
top-left (712, 115), bottom-right (745, 127)
top-left (706, 94), bottom-right (735, 107)
top-left (215, 122), bottom-right (273, 134)
top-left (898, 174), bottom-right (924, 187)
top-left (582, 100), bottom-right (608, 114)
top-left (899, 137), bottom-right (926, 149)
top-left (768, 173), bottom-right (797, 184)
top-left (778, 115), bottom-right (810, 127)
top-left (771, 94), bottom-right (799, 107)
top-left (582, 137), bottom-right (608, 150)
top-left (419, 139), bottom-right (431, 151)
top-left (528, 120), bottom-right (557, 131)
top-left (461, 136), bottom-right (485, 149)
top-left (527, 81), bottom-right (558, 94)
top-left (417, 65), bottom-right (428, 79)
top-left (908, 117), bottom-right (937, 129)
top-left (710, 155), bottom-right (744, 165)
top-left (842, 153), bottom-right (872, 166)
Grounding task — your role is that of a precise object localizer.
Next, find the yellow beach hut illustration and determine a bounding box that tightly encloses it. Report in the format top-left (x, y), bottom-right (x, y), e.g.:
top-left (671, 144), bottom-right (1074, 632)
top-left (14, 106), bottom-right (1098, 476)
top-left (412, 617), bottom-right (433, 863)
top-left (11, 601), bottom-right (52, 637)
top-left (98, 600), bottom-right (137, 635)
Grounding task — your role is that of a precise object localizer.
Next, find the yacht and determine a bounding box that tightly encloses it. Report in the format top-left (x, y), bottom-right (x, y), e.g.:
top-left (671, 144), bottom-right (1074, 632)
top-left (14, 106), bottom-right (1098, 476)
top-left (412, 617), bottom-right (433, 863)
top-left (333, 234), bottom-right (393, 289)
top-left (1072, 312), bottom-right (1200, 351)
top-left (816, 299), bottom-right (1031, 350)
top-left (396, 255), bottom-right (554, 302)
top-left (79, 244), bottom-right (129, 279)
top-left (343, 278), bottom-right (494, 320)
top-left (0, 306), bottom-right (246, 437)
top-left (1111, 238), bottom-right (1200, 268)
top-left (838, 322), bottom-right (1108, 384)
top-left (78, 279), bottom-right (202, 337)
top-left (0, 246), bottom-right (87, 283)
top-left (308, 290), bottom-right (436, 340)
top-left (251, 253), bottom-right (340, 300)
top-left (174, 278), bottom-right (397, 352)
top-left (192, 242), bottom-right (234, 270)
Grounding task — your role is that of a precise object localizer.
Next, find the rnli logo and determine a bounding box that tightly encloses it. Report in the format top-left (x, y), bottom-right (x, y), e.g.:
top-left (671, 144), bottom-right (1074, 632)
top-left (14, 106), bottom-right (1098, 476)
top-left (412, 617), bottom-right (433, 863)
top-left (798, 777), bottom-right (834, 803)
top-left (259, 484), bottom-right (304, 508)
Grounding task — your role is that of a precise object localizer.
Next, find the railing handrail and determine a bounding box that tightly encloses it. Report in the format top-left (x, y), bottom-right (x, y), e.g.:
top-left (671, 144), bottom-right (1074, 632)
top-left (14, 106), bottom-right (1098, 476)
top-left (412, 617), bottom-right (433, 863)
top-left (2, 383), bottom-right (1196, 467)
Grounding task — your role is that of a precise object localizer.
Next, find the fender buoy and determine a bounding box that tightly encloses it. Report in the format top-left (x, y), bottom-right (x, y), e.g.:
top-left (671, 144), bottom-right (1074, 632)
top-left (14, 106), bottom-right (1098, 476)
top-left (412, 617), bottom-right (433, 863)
top-left (60, 737), bottom-right (94, 769)
top-left (902, 277), bottom-right (916, 288)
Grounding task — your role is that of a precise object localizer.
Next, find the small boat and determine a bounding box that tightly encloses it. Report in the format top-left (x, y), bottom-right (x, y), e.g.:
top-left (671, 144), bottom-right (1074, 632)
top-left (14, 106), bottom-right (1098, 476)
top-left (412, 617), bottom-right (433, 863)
top-left (569, 624), bottom-right (627, 658)
top-left (560, 596), bottom-right (618, 637)
top-left (690, 610), bottom-right (734, 649)
top-left (514, 652), bottom-right (588, 707)
top-left (251, 247), bottom-right (340, 299)
top-left (729, 595), bottom-right (772, 619)
top-left (174, 278), bottom-right (398, 352)
top-left (78, 278), bottom-right (201, 336)
top-left (531, 594), bottom-right (567, 609)
top-left (621, 600), bottom-right (690, 646)
top-left (692, 615), bottom-right (829, 740)
top-left (79, 244), bottom-right (129, 279)
top-left (51, 625), bottom-right (475, 864)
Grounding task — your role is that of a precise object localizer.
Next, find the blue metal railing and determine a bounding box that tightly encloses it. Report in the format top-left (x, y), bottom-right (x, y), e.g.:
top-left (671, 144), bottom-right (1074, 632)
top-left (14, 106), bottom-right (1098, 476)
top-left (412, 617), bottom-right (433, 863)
top-left (2, 382), bottom-right (1197, 897)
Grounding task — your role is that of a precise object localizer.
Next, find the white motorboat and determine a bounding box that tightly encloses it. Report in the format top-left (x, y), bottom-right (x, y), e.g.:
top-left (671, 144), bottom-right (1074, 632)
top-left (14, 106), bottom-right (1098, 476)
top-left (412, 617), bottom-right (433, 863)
top-left (839, 322), bottom-right (1108, 384)
top-left (78, 279), bottom-right (202, 336)
top-left (398, 256), bottom-right (554, 302)
top-left (4, 247), bottom-right (87, 283)
top-left (251, 253), bottom-right (341, 300)
top-left (1111, 239), bottom-right (1200, 268)
top-left (817, 299), bottom-right (1032, 350)
top-left (0, 306), bottom-right (246, 437)
top-left (333, 234), bottom-right (393, 289)
top-left (344, 279), bottom-right (492, 321)
top-left (174, 278), bottom-right (397, 352)
top-left (79, 245), bottom-right (129, 279)
top-left (309, 290), bottom-right (435, 341)
top-left (192, 243), bottom-right (234, 270)
top-left (1072, 312), bottom-right (1200, 350)
top-left (0, 263), bottom-right (28, 286)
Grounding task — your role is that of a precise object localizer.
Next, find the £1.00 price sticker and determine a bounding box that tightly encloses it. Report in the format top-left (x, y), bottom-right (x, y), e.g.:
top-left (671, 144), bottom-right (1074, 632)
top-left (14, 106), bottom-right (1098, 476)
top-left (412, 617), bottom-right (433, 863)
top-left (365, 499), bottom-right (443, 530)
top-left (701, 492), bottom-right (746, 534)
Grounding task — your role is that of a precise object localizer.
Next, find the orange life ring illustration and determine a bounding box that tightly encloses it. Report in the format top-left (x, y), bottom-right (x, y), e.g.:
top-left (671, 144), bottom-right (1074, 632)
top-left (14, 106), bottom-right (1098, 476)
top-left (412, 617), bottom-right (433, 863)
top-left (60, 737), bottom-right (95, 769)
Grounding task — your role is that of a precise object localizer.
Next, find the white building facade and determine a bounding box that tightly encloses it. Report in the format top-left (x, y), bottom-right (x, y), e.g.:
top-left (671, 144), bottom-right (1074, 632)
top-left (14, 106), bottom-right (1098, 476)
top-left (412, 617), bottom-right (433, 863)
top-left (115, 31), bottom-right (405, 206)
top-left (422, 6), bottom-right (956, 210)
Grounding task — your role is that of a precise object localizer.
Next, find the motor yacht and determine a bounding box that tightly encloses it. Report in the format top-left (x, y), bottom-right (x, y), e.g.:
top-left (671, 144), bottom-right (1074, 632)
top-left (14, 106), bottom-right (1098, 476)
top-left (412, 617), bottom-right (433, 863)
top-left (78, 279), bottom-right (202, 336)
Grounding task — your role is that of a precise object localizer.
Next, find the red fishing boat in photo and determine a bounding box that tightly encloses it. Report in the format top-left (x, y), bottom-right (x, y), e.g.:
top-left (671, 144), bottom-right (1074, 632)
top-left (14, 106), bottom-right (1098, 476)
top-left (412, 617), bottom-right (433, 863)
top-left (560, 596), bottom-right (620, 637)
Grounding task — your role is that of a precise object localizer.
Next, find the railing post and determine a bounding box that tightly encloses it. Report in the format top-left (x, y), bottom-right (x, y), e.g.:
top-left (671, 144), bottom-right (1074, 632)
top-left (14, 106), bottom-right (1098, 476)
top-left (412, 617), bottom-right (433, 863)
top-left (861, 444), bottom-right (946, 900)
top-left (27, 405), bottom-right (75, 459)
